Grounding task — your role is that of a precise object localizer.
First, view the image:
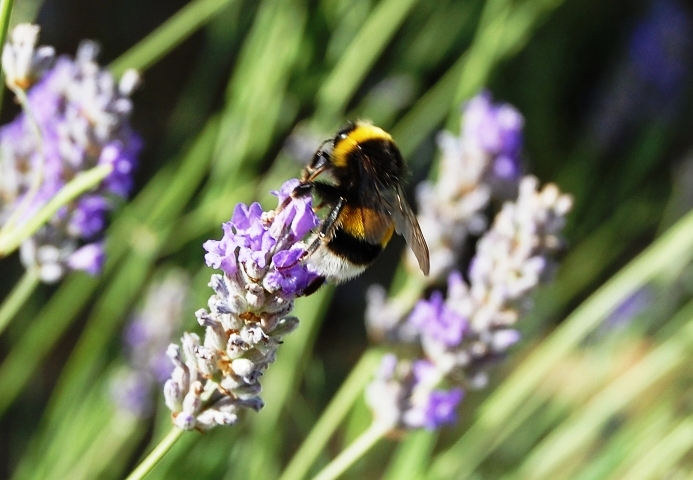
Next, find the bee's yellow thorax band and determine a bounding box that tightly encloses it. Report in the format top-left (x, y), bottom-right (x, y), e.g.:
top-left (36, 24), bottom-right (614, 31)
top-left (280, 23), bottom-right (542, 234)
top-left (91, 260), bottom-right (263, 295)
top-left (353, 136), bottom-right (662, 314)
top-left (331, 123), bottom-right (393, 168)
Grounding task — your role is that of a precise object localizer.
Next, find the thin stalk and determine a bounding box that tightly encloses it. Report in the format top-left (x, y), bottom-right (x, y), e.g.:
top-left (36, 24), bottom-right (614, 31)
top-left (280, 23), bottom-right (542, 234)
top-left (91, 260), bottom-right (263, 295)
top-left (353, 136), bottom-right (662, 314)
top-left (0, 3), bottom-right (8, 108)
top-left (0, 86), bottom-right (46, 233)
top-left (314, 0), bottom-right (421, 122)
top-left (279, 349), bottom-right (383, 480)
top-left (0, 268), bottom-right (39, 336)
top-left (312, 421), bottom-right (391, 480)
top-left (125, 427), bottom-right (184, 480)
top-left (0, 0), bottom-right (13, 59)
top-left (109, 0), bottom-right (235, 76)
top-left (0, 164), bottom-right (112, 256)
top-left (66, 417), bottom-right (137, 480)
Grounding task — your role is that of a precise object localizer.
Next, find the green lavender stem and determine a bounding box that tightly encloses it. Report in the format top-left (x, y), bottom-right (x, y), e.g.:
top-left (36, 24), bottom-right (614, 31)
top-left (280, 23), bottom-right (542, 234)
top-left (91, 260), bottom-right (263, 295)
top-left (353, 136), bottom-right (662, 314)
top-left (0, 268), bottom-right (39, 336)
top-left (0, 164), bottom-right (113, 256)
top-left (312, 421), bottom-right (391, 480)
top-left (0, 0), bottom-right (14, 195)
top-left (279, 349), bottom-right (383, 480)
top-left (109, 0), bottom-right (236, 76)
top-left (125, 427), bottom-right (184, 480)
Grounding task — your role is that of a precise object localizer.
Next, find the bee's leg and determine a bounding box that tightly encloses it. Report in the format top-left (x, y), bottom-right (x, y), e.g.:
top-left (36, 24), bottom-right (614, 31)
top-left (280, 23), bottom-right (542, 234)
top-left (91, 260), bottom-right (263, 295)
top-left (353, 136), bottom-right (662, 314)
top-left (277, 181), bottom-right (314, 213)
top-left (301, 276), bottom-right (326, 296)
top-left (310, 182), bottom-right (342, 203)
top-left (318, 196), bottom-right (345, 239)
top-left (291, 182), bottom-right (313, 198)
top-left (303, 140), bottom-right (332, 179)
top-left (300, 196), bottom-right (345, 261)
top-left (307, 182), bottom-right (342, 212)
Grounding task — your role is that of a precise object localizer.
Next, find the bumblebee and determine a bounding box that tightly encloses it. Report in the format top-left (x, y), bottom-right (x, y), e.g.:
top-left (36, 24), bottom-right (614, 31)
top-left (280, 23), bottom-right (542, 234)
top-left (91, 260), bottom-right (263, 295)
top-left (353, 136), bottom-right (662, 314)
top-left (291, 120), bottom-right (430, 287)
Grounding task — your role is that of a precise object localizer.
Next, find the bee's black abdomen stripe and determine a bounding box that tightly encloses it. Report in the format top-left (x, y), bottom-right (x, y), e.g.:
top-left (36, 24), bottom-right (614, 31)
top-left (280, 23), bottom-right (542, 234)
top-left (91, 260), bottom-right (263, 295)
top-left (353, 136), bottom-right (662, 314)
top-left (327, 229), bottom-right (383, 266)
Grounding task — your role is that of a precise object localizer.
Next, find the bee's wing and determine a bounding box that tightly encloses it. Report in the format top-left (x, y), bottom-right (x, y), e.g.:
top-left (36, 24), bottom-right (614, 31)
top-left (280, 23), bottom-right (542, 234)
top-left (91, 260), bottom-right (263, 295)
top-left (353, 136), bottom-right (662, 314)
top-left (379, 185), bottom-right (430, 275)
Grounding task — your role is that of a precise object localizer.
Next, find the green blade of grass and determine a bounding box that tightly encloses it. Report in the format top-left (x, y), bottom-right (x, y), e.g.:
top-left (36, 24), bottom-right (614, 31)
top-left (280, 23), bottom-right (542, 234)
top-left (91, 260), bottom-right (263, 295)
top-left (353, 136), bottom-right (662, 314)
top-left (429, 207), bottom-right (693, 479)
top-left (109, 0), bottom-right (236, 76)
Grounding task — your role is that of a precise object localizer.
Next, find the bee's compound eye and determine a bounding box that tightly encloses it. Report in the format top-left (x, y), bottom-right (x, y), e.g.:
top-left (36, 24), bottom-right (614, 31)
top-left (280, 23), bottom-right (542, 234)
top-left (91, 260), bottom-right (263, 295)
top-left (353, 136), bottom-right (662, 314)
top-left (334, 131), bottom-right (349, 146)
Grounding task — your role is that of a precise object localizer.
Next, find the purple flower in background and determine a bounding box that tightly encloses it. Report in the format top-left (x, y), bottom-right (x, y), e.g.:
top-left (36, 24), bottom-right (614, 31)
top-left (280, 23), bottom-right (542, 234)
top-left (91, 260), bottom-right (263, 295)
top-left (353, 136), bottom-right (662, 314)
top-left (1, 24), bottom-right (54, 90)
top-left (366, 177), bottom-right (572, 432)
top-left (164, 180), bottom-right (320, 431)
top-left (0, 25), bottom-right (141, 282)
top-left (629, 0), bottom-right (691, 94)
top-left (408, 360), bottom-right (465, 430)
top-left (405, 388), bottom-right (464, 430)
top-left (462, 91), bottom-right (524, 180)
top-left (395, 91), bottom-right (525, 287)
top-left (409, 291), bottom-right (467, 347)
top-left (365, 354), bottom-right (464, 431)
top-left (586, 0), bottom-right (692, 152)
top-left (66, 242), bottom-right (105, 275)
top-left (110, 270), bottom-right (190, 418)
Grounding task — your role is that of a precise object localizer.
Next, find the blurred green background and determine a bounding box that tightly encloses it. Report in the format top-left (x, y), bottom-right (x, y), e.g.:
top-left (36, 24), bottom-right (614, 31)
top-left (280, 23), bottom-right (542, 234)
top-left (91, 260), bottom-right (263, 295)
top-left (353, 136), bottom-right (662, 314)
top-left (1, 0), bottom-right (693, 478)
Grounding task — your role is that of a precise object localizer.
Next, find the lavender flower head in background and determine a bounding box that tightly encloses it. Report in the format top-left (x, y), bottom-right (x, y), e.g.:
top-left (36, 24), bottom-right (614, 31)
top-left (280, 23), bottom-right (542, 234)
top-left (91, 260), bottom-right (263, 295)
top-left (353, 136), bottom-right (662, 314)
top-left (586, 0), bottom-right (692, 152)
top-left (408, 90), bottom-right (524, 281)
top-left (0, 24), bottom-right (141, 282)
top-left (110, 270), bottom-right (190, 418)
top-left (163, 179), bottom-right (319, 430)
top-left (367, 92), bottom-right (525, 341)
top-left (367, 176), bottom-right (572, 431)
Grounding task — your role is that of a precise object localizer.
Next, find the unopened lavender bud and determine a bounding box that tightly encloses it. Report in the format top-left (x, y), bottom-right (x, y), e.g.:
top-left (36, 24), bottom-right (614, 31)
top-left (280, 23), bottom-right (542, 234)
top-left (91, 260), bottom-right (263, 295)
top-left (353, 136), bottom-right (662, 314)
top-left (490, 329), bottom-right (521, 352)
top-left (232, 383), bottom-right (263, 398)
top-left (2, 24), bottom-right (55, 89)
top-left (230, 358), bottom-right (255, 377)
top-left (195, 347), bottom-right (218, 377)
top-left (166, 344), bottom-right (184, 368)
top-left (197, 410), bottom-right (238, 429)
top-left (242, 324), bottom-right (266, 345)
top-left (164, 379), bottom-right (183, 411)
top-left (174, 412), bottom-right (197, 431)
top-left (237, 396), bottom-right (264, 412)
top-left (118, 69), bottom-right (140, 96)
top-left (270, 316), bottom-right (300, 337)
top-left (181, 333), bottom-right (200, 363)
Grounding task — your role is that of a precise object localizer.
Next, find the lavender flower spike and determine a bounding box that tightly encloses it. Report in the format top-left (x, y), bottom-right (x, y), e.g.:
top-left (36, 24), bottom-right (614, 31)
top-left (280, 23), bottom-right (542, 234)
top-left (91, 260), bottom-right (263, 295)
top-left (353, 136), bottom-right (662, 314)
top-left (110, 270), bottom-right (190, 418)
top-left (366, 176), bottom-right (572, 431)
top-left (365, 355), bottom-right (464, 431)
top-left (407, 91), bottom-right (524, 280)
top-left (367, 92), bottom-right (525, 341)
top-left (0, 27), bottom-right (141, 282)
top-left (164, 179), bottom-right (320, 430)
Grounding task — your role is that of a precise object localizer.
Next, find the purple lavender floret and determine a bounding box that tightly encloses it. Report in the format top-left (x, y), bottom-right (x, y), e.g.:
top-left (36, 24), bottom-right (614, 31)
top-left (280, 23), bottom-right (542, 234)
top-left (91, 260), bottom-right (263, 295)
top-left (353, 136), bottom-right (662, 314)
top-left (462, 90), bottom-right (524, 180)
top-left (0, 38), bottom-right (141, 282)
top-left (409, 290), bottom-right (468, 347)
top-left (629, 0), bottom-right (691, 94)
top-left (203, 179), bottom-right (319, 296)
top-left (67, 242), bottom-right (105, 275)
top-left (271, 178), bottom-right (320, 239)
top-left (111, 271), bottom-right (189, 418)
top-left (265, 246), bottom-right (318, 296)
top-left (405, 388), bottom-right (464, 430)
top-left (366, 355), bottom-right (465, 431)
